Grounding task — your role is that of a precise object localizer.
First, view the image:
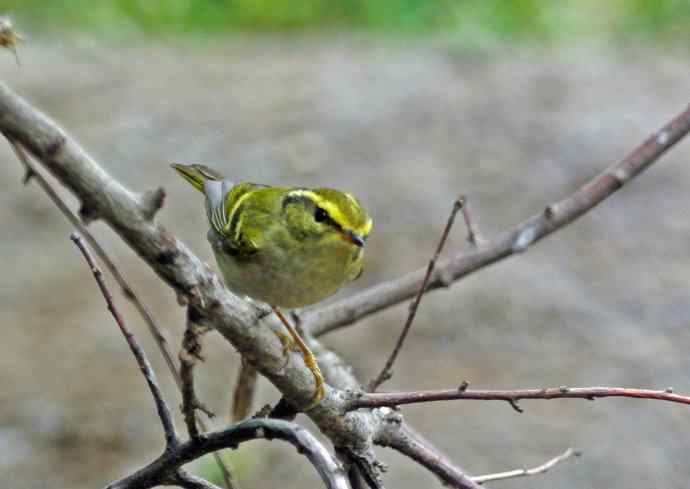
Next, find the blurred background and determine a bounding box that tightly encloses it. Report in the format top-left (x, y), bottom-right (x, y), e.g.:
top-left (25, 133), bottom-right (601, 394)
top-left (1, 1), bottom-right (689, 488)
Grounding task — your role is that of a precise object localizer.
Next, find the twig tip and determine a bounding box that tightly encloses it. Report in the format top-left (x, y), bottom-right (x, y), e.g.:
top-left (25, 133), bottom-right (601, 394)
top-left (508, 399), bottom-right (523, 413)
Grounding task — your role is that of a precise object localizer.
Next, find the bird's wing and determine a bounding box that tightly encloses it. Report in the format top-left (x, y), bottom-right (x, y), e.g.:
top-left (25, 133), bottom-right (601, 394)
top-left (203, 179), bottom-right (236, 236)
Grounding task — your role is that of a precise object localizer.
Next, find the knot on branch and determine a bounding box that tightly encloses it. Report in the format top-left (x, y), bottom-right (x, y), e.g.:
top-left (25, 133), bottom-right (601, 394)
top-left (140, 186), bottom-right (166, 221)
top-left (79, 199), bottom-right (102, 224)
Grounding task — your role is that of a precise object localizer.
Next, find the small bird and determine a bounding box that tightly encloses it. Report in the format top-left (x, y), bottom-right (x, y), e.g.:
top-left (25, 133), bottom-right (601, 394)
top-left (171, 163), bottom-right (373, 407)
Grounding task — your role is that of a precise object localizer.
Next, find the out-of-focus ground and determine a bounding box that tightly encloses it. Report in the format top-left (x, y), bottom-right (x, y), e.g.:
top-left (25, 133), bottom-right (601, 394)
top-left (0, 38), bottom-right (689, 489)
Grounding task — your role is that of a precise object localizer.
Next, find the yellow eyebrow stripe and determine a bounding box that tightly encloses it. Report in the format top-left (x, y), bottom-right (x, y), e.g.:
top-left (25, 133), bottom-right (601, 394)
top-left (289, 190), bottom-right (348, 228)
top-left (224, 189), bottom-right (255, 237)
top-left (285, 188), bottom-right (371, 237)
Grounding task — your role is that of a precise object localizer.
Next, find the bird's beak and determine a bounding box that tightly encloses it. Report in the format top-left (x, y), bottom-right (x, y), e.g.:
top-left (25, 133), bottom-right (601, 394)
top-left (342, 231), bottom-right (365, 247)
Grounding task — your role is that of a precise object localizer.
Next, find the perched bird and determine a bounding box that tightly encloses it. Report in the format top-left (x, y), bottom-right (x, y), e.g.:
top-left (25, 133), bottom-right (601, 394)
top-left (171, 163), bottom-right (373, 407)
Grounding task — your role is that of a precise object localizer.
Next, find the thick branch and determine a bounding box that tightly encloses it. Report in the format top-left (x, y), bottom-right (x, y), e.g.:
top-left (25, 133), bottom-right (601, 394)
top-left (0, 80), bottom-right (386, 480)
top-left (304, 104), bottom-right (690, 337)
top-left (6, 136), bottom-right (238, 489)
top-left (308, 337), bottom-right (479, 489)
top-left (376, 423), bottom-right (481, 489)
top-left (350, 386), bottom-right (690, 410)
top-left (105, 419), bottom-right (349, 489)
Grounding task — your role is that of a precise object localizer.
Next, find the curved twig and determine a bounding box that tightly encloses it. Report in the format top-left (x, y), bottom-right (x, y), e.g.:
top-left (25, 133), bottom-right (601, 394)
top-left (471, 448), bottom-right (580, 484)
top-left (105, 419), bottom-right (349, 489)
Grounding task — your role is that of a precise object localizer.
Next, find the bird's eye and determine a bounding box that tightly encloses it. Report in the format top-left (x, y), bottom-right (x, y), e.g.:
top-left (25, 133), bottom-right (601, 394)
top-left (314, 207), bottom-right (329, 223)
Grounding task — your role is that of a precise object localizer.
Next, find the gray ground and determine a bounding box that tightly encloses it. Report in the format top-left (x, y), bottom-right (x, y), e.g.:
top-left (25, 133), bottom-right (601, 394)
top-left (1, 37), bottom-right (689, 489)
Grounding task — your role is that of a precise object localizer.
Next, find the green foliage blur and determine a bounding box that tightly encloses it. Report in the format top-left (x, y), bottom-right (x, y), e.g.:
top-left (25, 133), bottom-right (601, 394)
top-left (192, 452), bottom-right (252, 487)
top-left (2, 0), bottom-right (688, 42)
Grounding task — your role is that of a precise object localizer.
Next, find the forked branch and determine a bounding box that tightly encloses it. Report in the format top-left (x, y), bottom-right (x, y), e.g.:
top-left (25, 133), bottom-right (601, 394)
top-left (367, 197), bottom-right (463, 392)
top-left (105, 419), bottom-right (349, 489)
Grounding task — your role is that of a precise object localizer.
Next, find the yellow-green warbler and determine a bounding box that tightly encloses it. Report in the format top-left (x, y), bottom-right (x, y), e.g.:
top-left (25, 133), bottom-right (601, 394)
top-left (171, 164), bottom-right (373, 407)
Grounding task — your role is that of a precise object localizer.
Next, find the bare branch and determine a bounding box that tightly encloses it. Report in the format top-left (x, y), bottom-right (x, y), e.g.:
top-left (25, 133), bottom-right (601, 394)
top-left (471, 448), bottom-right (580, 484)
top-left (0, 80), bottom-right (387, 481)
top-left (367, 197), bottom-right (463, 391)
top-left (70, 232), bottom-right (179, 447)
top-left (377, 423), bottom-right (481, 489)
top-left (350, 386), bottom-right (690, 410)
top-left (6, 79), bottom-right (690, 489)
top-left (105, 419), bottom-right (349, 489)
top-left (304, 104), bottom-right (690, 337)
top-left (4, 136), bottom-right (238, 489)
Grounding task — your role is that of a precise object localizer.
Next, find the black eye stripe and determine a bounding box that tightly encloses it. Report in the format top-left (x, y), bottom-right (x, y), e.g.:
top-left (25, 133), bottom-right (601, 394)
top-left (282, 193), bottom-right (345, 231)
top-left (314, 207), bottom-right (329, 222)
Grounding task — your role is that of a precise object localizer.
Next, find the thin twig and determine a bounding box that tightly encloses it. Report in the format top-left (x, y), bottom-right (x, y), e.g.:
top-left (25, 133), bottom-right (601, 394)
top-left (367, 197), bottom-right (463, 392)
top-left (350, 386), bottom-right (690, 410)
top-left (471, 448), bottom-right (580, 484)
top-left (70, 233), bottom-right (179, 447)
top-left (105, 419), bottom-right (349, 489)
top-left (5, 136), bottom-right (238, 489)
top-left (458, 196), bottom-right (483, 247)
top-left (304, 104), bottom-right (690, 337)
top-left (173, 470), bottom-right (224, 489)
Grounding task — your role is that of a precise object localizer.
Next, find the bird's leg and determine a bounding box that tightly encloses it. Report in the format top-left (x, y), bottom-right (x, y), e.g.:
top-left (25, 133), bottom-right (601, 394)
top-left (272, 306), bottom-right (325, 409)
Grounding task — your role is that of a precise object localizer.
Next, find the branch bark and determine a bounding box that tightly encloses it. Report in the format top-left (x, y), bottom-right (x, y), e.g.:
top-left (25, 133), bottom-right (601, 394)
top-left (349, 386), bottom-right (690, 410)
top-left (0, 80), bottom-right (388, 482)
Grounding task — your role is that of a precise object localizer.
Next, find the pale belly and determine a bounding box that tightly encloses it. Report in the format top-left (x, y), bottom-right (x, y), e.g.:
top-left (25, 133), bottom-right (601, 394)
top-left (211, 237), bottom-right (363, 308)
